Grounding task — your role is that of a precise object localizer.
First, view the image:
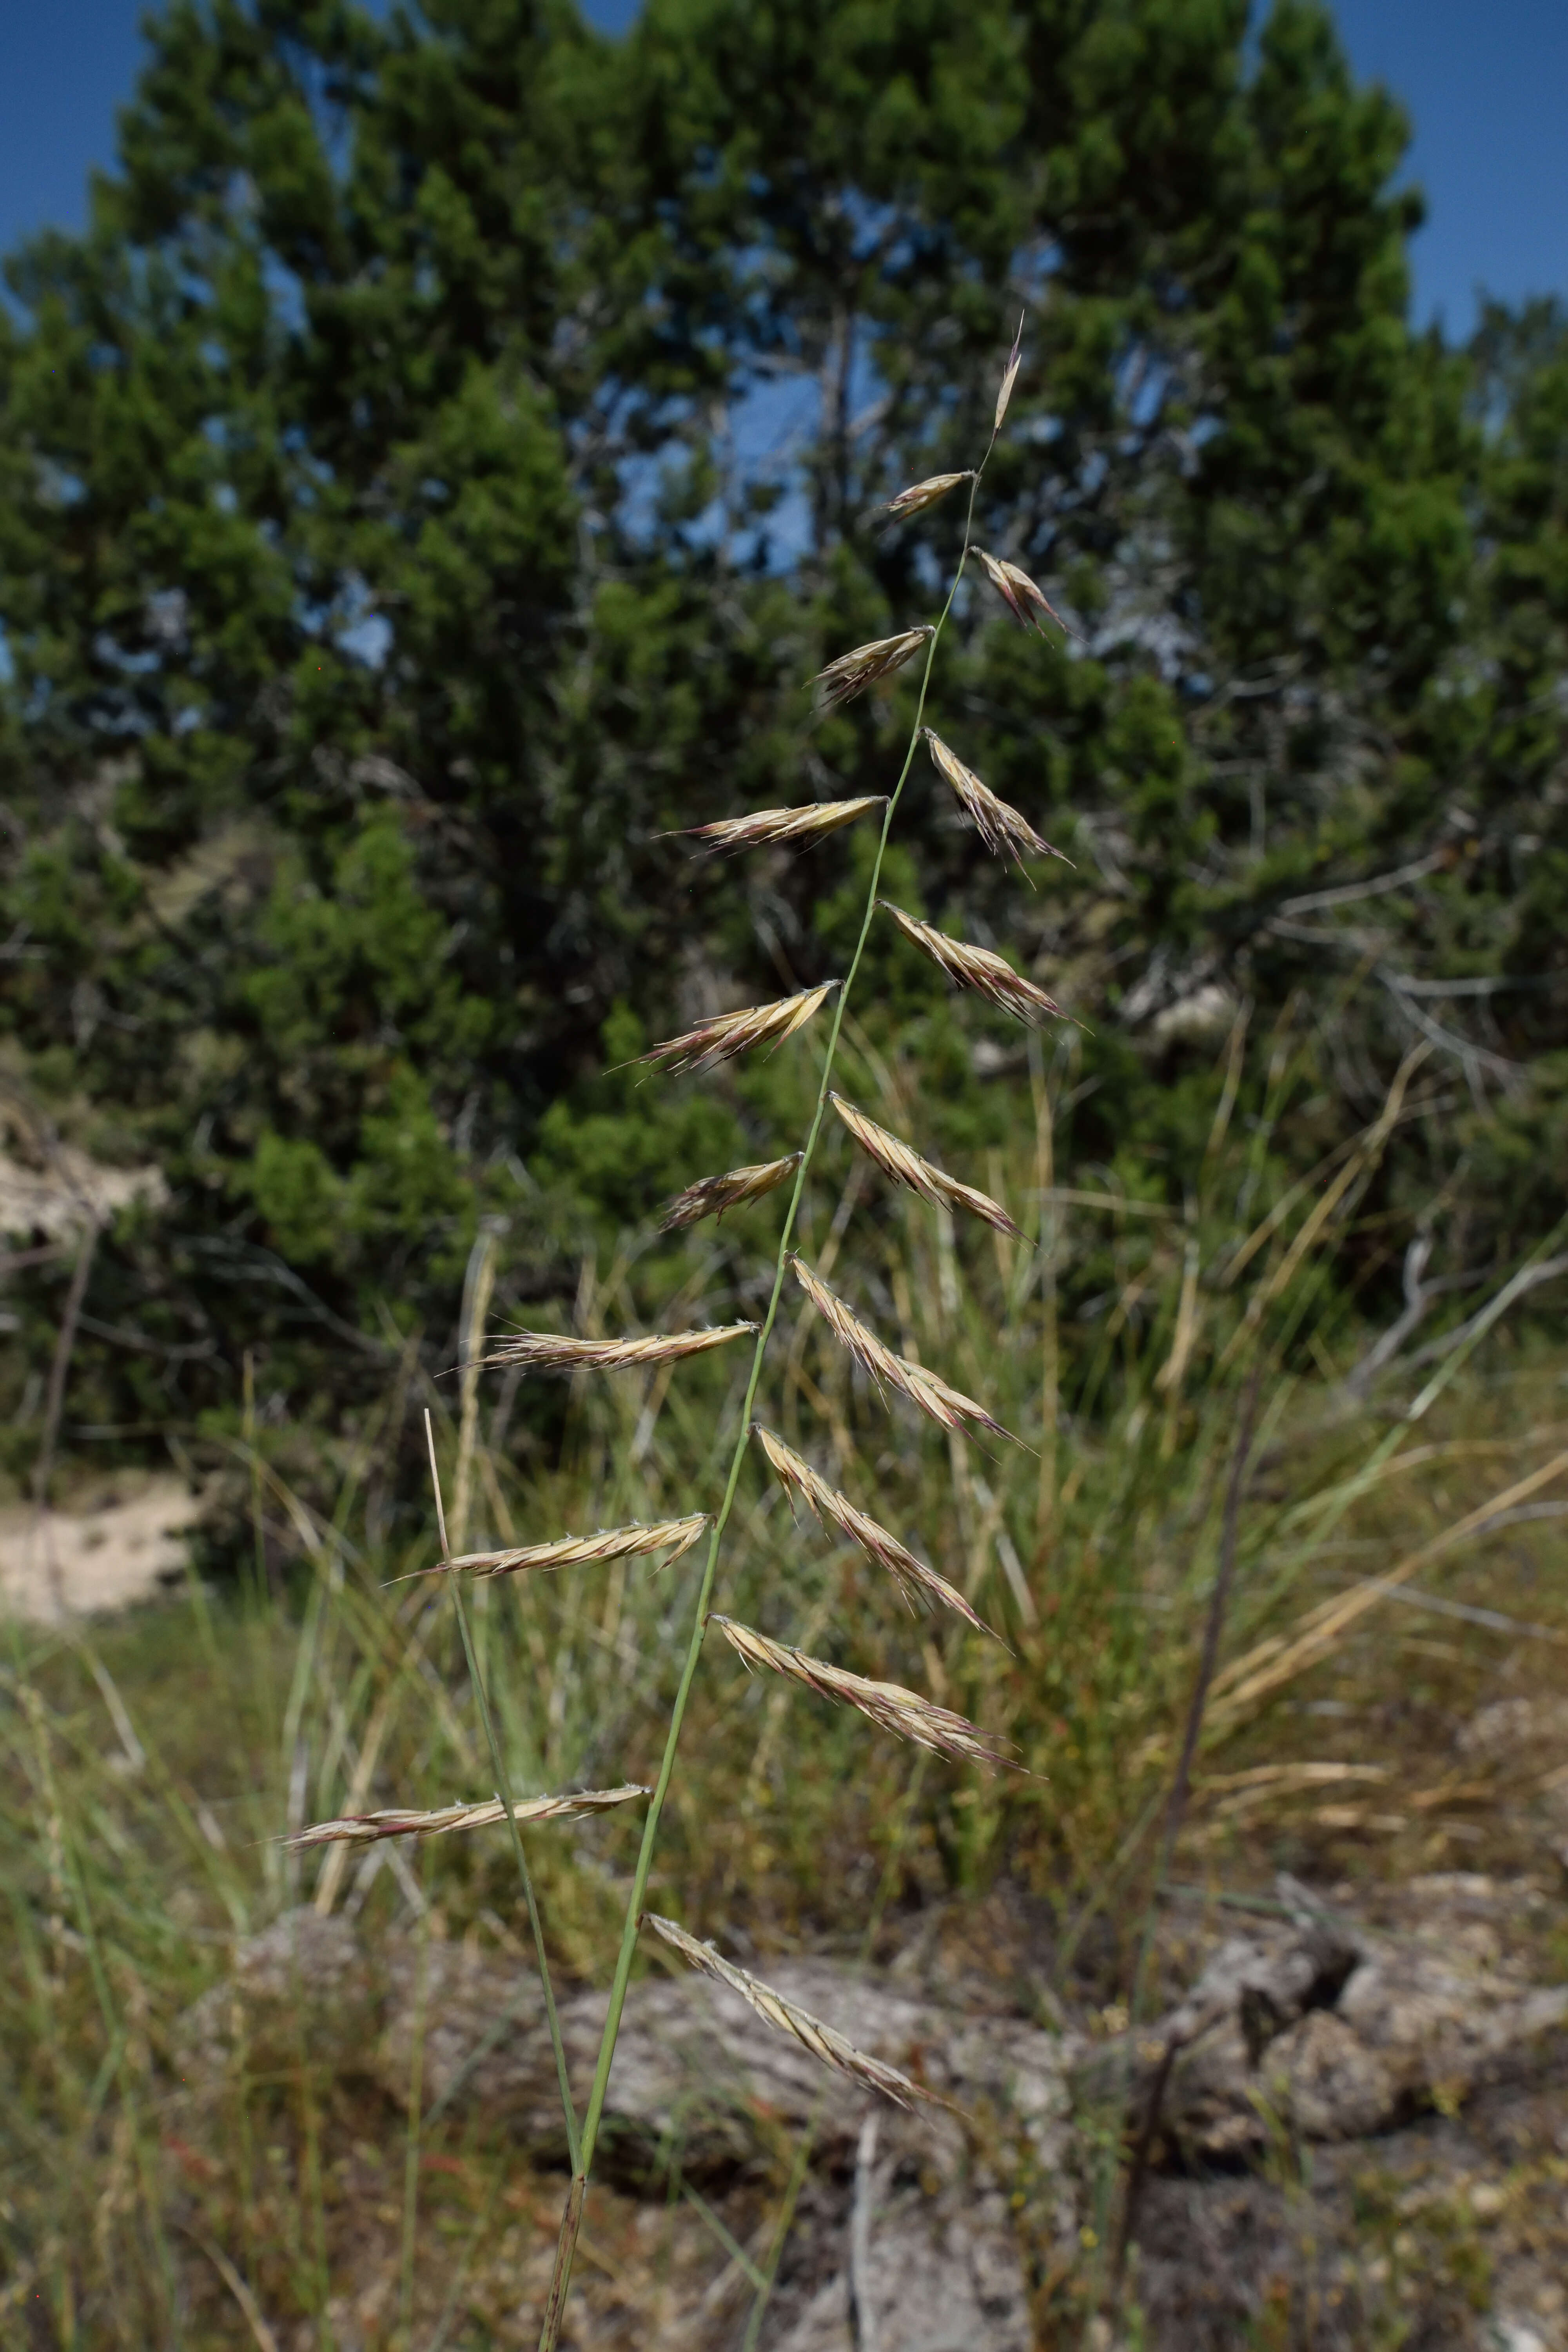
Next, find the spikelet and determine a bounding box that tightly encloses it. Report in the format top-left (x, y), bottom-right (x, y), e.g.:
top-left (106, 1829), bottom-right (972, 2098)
top-left (481, 1326), bottom-right (755, 1375)
top-left (644, 1913), bottom-right (955, 2112)
top-left (813, 626), bottom-right (934, 715)
top-left (712, 1616), bottom-right (1009, 1767)
top-left (667, 799), bottom-right (885, 857)
top-left (994, 314), bottom-right (1024, 431)
top-left (828, 1094), bottom-right (1023, 1240)
top-left (878, 471), bottom-right (972, 522)
top-left (433, 1515), bottom-right (710, 1580)
top-left (922, 730), bottom-right (1068, 872)
top-left (639, 984), bottom-right (837, 1074)
top-left (287, 1784), bottom-right (649, 1851)
top-left (878, 901), bottom-right (1064, 1028)
top-left (659, 1154), bottom-right (802, 1234)
top-left (753, 1423), bottom-right (996, 1637)
top-left (975, 548), bottom-right (1071, 640)
top-left (788, 1254), bottom-right (1014, 1441)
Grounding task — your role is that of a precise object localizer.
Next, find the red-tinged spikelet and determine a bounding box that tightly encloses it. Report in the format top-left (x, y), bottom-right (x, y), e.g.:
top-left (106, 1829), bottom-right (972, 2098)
top-left (878, 471), bottom-right (972, 522)
top-left (878, 901), bottom-right (1065, 1028)
top-left (975, 549), bottom-right (1073, 640)
top-left (433, 1515), bottom-right (710, 1579)
top-left (712, 1615), bottom-right (1011, 1767)
top-left (788, 1254), bottom-right (1016, 1442)
top-left (666, 799), bottom-right (885, 857)
top-left (286, 1784), bottom-right (648, 1851)
top-left (639, 984), bottom-right (837, 1074)
top-left (753, 1422), bottom-right (998, 1637)
top-left (644, 1913), bottom-right (959, 2112)
top-left (922, 730), bottom-right (1069, 873)
top-left (813, 626), bottom-right (933, 715)
top-left (828, 1093), bottom-right (1023, 1240)
top-left (658, 1154), bottom-right (801, 1234)
top-left (994, 314), bottom-right (1024, 431)
top-left (481, 1326), bottom-right (755, 1375)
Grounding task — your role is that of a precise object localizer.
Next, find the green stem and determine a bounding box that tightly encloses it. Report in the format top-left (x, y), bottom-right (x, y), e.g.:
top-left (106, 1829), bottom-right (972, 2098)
top-left (536, 463), bottom-right (991, 2348)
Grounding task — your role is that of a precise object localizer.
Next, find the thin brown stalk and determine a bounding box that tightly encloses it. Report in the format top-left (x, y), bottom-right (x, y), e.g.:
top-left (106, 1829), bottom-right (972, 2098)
top-left (829, 1093), bottom-right (1023, 1239)
top-left (813, 627), bottom-right (934, 715)
top-left (788, 1254), bottom-right (1015, 1441)
top-left (644, 1913), bottom-right (956, 2112)
top-left (922, 730), bottom-right (1067, 871)
top-left (430, 1514), bottom-right (709, 1580)
top-left (480, 1326), bottom-right (755, 1375)
top-left (659, 1156), bottom-right (802, 1234)
top-left (638, 984), bottom-right (838, 1074)
top-left (287, 1784), bottom-right (649, 1851)
top-left (666, 800), bottom-right (885, 856)
top-left (711, 1615), bottom-right (1009, 1766)
top-left (753, 1423), bottom-right (998, 1637)
top-left (878, 901), bottom-right (1065, 1027)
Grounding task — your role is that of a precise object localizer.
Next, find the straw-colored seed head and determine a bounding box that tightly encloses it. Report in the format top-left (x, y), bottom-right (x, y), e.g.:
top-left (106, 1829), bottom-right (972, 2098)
top-left (285, 1783), bottom-right (648, 1851)
top-left (666, 799), bottom-right (886, 857)
top-left (878, 900), bottom-right (1064, 1028)
top-left (659, 1154), bottom-right (802, 1234)
top-left (753, 1422), bottom-right (998, 1637)
top-left (712, 1615), bottom-right (1010, 1767)
top-left (813, 626), bottom-right (934, 714)
top-left (788, 1254), bottom-right (1015, 1442)
top-left (644, 1912), bottom-right (957, 2113)
top-left (639, 983), bottom-right (838, 1074)
top-left (994, 314), bottom-right (1024, 431)
top-left (922, 730), bottom-right (1069, 873)
top-left (878, 471), bottom-right (972, 522)
top-left (828, 1093), bottom-right (1023, 1240)
top-left (975, 548), bottom-right (1071, 640)
top-left (480, 1325), bottom-right (755, 1375)
top-left (434, 1514), bottom-right (710, 1579)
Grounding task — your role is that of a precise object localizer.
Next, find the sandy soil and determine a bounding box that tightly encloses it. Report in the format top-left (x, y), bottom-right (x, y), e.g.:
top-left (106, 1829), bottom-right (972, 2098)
top-left (0, 1475), bottom-right (202, 1620)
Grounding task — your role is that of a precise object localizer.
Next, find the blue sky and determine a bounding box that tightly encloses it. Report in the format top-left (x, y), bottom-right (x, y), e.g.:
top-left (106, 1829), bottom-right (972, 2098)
top-left (1, 0), bottom-right (1562, 342)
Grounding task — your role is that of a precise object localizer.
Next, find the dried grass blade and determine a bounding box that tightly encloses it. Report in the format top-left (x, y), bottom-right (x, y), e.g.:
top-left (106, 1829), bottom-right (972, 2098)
top-left (667, 799), bottom-right (886, 857)
top-left (813, 626), bottom-right (933, 715)
top-left (480, 1326), bottom-right (755, 1375)
top-left (287, 1784), bottom-right (648, 1851)
top-left (639, 984), bottom-right (838, 1074)
top-left (829, 1093), bottom-right (1024, 1240)
top-left (878, 900), bottom-right (1064, 1027)
top-left (752, 1423), bottom-right (998, 1637)
top-left (922, 730), bottom-right (1069, 871)
top-left (659, 1154), bottom-right (802, 1234)
top-left (711, 1616), bottom-right (1010, 1768)
top-left (877, 471), bottom-right (972, 522)
top-left (788, 1254), bottom-right (1015, 1441)
top-left (644, 1912), bottom-right (956, 2112)
top-left (436, 1514), bottom-right (710, 1579)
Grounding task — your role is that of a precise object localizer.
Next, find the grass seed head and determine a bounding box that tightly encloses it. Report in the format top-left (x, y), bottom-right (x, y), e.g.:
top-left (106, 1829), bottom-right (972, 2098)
top-left (788, 1254), bottom-right (1015, 1441)
top-left (711, 1615), bottom-right (1010, 1767)
top-left (828, 1093), bottom-right (1024, 1240)
top-left (287, 1784), bottom-right (649, 1850)
top-left (878, 900), bottom-right (1065, 1028)
top-left (481, 1326), bottom-right (755, 1375)
top-left (666, 799), bottom-right (886, 857)
top-left (922, 729), bottom-right (1069, 874)
top-left (639, 983), bottom-right (838, 1074)
top-left (975, 548), bottom-right (1073, 640)
top-left (644, 1912), bottom-right (958, 2112)
top-left (753, 1422), bottom-right (998, 1637)
top-left (878, 470), bottom-right (972, 522)
top-left (994, 313), bottom-right (1024, 431)
top-left (435, 1514), bottom-right (710, 1579)
top-left (658, 1154), bottom-right (802, 1234)
top-left (813, 626), bottom-right (934, 714)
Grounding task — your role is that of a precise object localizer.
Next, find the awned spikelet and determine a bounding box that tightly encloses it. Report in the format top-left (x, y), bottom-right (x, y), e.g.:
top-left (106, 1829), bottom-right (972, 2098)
top-left (659, 1154), bottom-right (801, 1234)
top-left (481, 1326), bottom-right (755, 1375)
top-left (813, 626), bottom-right (933, 715)
top-left (753, 1423), bottom-right (996, 1637)
top-left (433, 1515), bottom-right (710, 1580)
top-left (788, 1255), bottom-right (1015, 1442)
top-left (644, 1913), bottom-right (956, 2113)
top-left (994, 313), bottom-right (1024, 432)
top-left (667, 799), bottom-right (885, 857)
top-left (922, 730), bottom-right (1068, 873)
top-left (975, 548), bottom-right (1072, 640)
top-left (878, 901), bottom-right (1065, 1028)
top-left (712, 1616), bottom-right (1010, 1767)
top-left (829, 1094), bottom-right (1023, 1240)
top-left (878, 470), bottom-right (972, 523)
top-left (287, 1784), bottom-right (648, 1851)
top-left (639, 984), bottom-right (837, 1074)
